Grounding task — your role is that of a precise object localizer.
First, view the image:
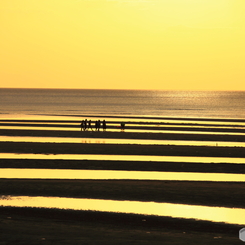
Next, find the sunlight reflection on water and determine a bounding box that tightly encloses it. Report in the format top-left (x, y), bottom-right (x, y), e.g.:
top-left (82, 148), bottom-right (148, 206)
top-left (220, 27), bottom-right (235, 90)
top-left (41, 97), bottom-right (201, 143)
top-left (1, 114), bottom-right (245, 125)
top-left (0, 153), bottom-right (244, 164)
top-left (1, 136), bottom-right (245, 147)
top-left (1, 168), bottom-right (245, 182)
top-left (1, 196), bottom-right (245, 225)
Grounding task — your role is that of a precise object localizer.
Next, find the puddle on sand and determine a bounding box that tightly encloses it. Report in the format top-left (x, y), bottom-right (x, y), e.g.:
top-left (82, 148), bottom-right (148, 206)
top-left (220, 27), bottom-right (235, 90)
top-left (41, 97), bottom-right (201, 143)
top-left (1, 136), bottom-right (245, 147)
top-left (0, 126), bottom-right (78, 131)
top-left (1, 196), bottom-right (245, 225)
top-left (0, 153), bottom-right (245, 164)
top-left (1, 168), bottom-right (245, 182)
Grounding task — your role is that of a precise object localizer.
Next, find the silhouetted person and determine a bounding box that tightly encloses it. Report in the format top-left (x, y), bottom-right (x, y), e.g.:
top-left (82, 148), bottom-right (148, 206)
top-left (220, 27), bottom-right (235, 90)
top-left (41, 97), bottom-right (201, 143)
top-left (103, 120), bottom-right (106, 131)
top-left (88, 120), bottom-right (93, 131)
top-left (97, 120), bottom-right (101, 131)
top-left (84, 119), bottom-right (87, 131)
top-left (81, 120), bottom-right (84, 131)
top-left (121, 122), bottom-right (125, 132)
top-left (95, 121), bottom-right (98, 131)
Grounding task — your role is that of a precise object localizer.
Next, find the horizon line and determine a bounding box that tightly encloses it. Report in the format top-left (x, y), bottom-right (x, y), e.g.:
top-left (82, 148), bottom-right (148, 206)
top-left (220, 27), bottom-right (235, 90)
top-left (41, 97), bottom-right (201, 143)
top-left (1, 87), bottom-right (245, 92)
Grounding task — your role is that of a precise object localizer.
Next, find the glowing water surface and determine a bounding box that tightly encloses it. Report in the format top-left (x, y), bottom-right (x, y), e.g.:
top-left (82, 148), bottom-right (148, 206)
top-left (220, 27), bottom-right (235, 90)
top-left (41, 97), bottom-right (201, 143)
top-left (1, 168), bottom-right (245, 182)
top-left (1, 196), bottom-right (245, 225)
top-left (1, 153), bottom-right (245, 164)
top-left (1, 136), bottom-right (245, 147)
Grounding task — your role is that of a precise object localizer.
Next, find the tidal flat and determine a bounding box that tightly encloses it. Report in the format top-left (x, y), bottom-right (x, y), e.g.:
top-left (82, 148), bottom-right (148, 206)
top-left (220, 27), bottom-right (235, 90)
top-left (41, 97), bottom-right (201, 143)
top-left (0, 122), bottom-right (245, 244)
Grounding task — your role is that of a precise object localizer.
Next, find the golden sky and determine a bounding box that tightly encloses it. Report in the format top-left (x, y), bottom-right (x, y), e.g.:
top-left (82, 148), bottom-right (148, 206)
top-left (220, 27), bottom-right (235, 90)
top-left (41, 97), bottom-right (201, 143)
top-left (1, 0), bottom-right (245, 90)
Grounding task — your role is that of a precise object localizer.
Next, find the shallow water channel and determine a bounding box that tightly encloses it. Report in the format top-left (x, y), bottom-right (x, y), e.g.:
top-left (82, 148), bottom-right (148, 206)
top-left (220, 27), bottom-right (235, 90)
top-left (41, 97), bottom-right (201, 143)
top-left (1, 136), bottom-right (245, 147)
top-left (1, 168), bottom-right (245, 182)
top-left (1, 153), bottom-right (245, 164)
top-left (1, 195), bottom-right (245, 225)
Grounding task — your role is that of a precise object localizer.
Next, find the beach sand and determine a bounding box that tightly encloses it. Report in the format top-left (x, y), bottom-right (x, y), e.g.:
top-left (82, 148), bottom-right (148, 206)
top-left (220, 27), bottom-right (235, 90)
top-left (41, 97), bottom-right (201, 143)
top-left (0, 125), bottom-right (244, 244)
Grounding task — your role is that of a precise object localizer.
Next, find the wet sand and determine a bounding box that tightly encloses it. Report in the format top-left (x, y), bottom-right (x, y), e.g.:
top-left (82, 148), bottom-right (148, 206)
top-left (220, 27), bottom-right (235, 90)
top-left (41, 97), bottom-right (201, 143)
top-left (0, 207), bottom-right (242, 245)
top-left (2, 128), bottom-right (245, 142)
top-left (1, 159), bottom-right (245, 173)
top-left (1, 179), bottom-right (245, 208)
top-left (0, 124), bottom-right (245, 244)
top-left (1, 141), bottom-right (245, 158)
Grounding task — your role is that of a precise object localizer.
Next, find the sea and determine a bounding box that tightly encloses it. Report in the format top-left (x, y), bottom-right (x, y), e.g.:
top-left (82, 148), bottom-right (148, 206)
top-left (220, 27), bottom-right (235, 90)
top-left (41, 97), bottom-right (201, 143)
top-left (0, 88), bottom-right (245, 120)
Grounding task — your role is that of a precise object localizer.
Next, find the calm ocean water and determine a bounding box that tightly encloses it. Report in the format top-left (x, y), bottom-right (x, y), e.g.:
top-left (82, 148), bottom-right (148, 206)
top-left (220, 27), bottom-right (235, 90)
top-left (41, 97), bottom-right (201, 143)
top-left (1, 88), bottom-right (245, 119)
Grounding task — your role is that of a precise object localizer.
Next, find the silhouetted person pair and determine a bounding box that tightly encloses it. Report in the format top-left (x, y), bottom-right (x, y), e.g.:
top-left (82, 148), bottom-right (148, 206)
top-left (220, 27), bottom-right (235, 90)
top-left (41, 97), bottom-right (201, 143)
top-left (81, 119), bottom-right (93, 131)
